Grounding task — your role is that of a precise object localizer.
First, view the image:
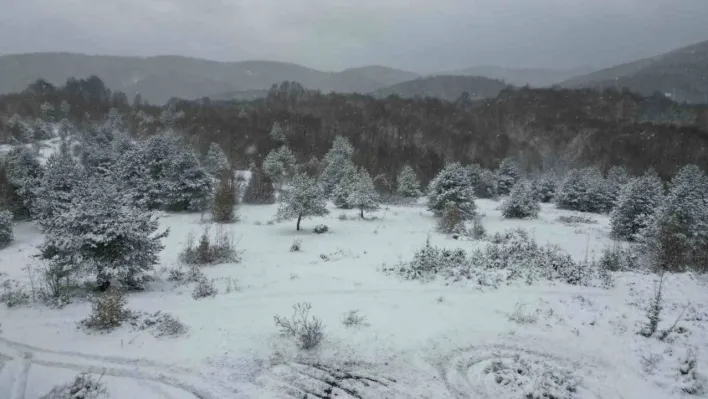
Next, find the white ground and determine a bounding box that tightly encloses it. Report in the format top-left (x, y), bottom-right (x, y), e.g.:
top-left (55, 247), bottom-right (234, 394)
top-left (1, 199), bottom-right (707, 398)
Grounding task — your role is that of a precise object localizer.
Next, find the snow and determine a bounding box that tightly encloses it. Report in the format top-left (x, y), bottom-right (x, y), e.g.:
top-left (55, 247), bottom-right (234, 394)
top-left (1, 200), bottom-right (707, 398)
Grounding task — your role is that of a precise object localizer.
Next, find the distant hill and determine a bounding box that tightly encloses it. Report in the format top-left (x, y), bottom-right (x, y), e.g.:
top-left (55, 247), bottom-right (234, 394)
top-left (372, 75), bottom-right (510, 102)
top-left (0, 53), bottom-right (419, 104)
top-left (561, 40), bottom-right (708, 103)
top-left (444, 65), bottom-right (595, 87)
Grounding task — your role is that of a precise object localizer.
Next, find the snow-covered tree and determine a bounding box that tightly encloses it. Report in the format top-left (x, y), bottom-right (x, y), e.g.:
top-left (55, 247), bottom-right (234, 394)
top-left (212, 173), bottom-right (238, 223)
top-left (40, 102), bottom-right (56, 122)
top-left (396, 164), bottom-right (422, 198)
top-left (60, 100), bottom-right (71, 118)
top-left (606, 165), bottom-right (631, 208)
top-left (32, 118), bottom-right (53, 141)
top-left (428, 162), bottom-right (476, 219)
top-left (467, 165), bottom-right (497, 199)
top-left (4, 147), bottom-right (42, 219)
top-left (320, 136), bottom-right (355, 195)
top-left (501, 180), bottom-right (540, 219)
top-left (242, 164), bottom-right (276, 204)
top-left (33, 153), bottom-right (85, 228)
top-left (57, 118), bottom-right (74, 141)
top-left (164, 150), bottom-right (213, 211)
top-left (270, 122), bottom-right (286, 142)
top-left (531, 172), bottom-right (558, 203)
top-left (555, 167), bottom-right (611, 213)
top-left (204, 142), bottom-right (230, 176)
top-left (0, 210), bottom-right (13, 248)
top-left (276, 173), bottom-right (328, 230)
top-left (610, 171), bottom-right (663, 241)
top-left (331, 162), bottom-right (358, 209)
top-left (496, 157), bottom-right (521, 196)
top-left (39, 177), bottom-right (168, 289)
top-left (263, 145), bottom-right (297, 187)
top-left (641, 165), bottom-right (708, 271)
top-left (347, 168), bottom-right (380, 218)
top-left (7, 114), bottom-right (31, 143)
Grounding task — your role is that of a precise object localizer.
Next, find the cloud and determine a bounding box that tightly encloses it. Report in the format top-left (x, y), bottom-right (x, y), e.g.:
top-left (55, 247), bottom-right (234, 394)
top-left (1, 0), bottom-right (707, 72)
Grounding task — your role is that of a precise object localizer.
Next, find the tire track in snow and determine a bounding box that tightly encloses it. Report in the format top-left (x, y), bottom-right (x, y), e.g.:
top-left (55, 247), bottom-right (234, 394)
top-left (0, 336), bottom-right (238, 399)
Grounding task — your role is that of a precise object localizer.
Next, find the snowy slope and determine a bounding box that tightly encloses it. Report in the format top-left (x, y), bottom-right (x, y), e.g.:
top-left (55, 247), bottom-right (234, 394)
top-left (0, 200), bottom-right (706, 398)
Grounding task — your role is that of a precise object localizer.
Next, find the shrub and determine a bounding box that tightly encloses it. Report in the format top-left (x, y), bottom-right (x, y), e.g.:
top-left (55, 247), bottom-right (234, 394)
top-left (556, 215), bottom-right (597, 225)
top-left (598, 242), bottom-right (637, 272)
top-left (471, 216), bottom-right (486, 239)
top-left (137, 311), bottom-right (188, 338)
top-left (192, 276), bottom-right (218, 299)
top-left (0, 278), bottom-right (30, 308)
top-left (313, 224), bottom-right (329, 234)
top-left (274, 302), bottom-right (325, 350)
top-left (507, 303), bottom-right (539, 324)
top-left (0, 210), bottom-right (13, 248)
top-left (39, 373), bottom-right (108, 399)
top-left (180, 228), bottom-right (242, 265)
top-left (81, 290), bottom-right (131, 331)
top-left (501, 180), bottom-right (540, 219)
top-left (438, 202), bottom-right (467, 235)
top-left (342, 310), bottom-right (369, 327)
top-left (290, 238), bottom-right (302, 252)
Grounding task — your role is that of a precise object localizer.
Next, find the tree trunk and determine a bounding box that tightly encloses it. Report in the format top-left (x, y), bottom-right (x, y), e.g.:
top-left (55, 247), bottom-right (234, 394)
top-left (296, 214), bottom-right (302, 231)
top-left (360, 207), bottom-right (364, 219)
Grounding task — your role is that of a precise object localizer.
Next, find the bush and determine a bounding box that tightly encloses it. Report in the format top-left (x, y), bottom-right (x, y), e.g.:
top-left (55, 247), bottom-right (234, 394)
top-left (39, 372), bottom-right (108, 399)
top-left (438, 202), bottom-right (467, 235)
top-left (313, 224), bottom-right (329, 234)
top-left (192, 276), bottom-right (218, 299)
top-left (180, 228), bottom-right (242, 265)
top-left (81, 290), bottom-right (131, 331)
top-left (598, 242), bottom-right (637, 272)
top-left (0, 278), bottom-right (30, 308)
top-left (136, 311), bottom-right (188, 338)
top-left (0, 210), bottom-right (13, 248)
top-left (290, 238), bottom-right (302, 252)
top-left (556, 215), bottom-right (597, 225)
top-left (274, 302), bottom-right (325, 350)
top-left (342, 310), bottom-right (369, 327)
top-left (212, 172), bottom-right (238, 223)
top-left (471, 216), bottom-right (486, 239)
top-left (501, 180), bottom-right (540, 219)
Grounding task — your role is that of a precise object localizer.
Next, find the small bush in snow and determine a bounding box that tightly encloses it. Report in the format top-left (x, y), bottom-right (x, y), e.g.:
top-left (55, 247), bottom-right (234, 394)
top-left (640, 273), bottom-right (664, 338)
top-left (290, 238), bottom-right (302, 252)
top-left (180, 228), bottom-right (242, 265)
top-left (0, 210), bottom-right (13, 248)
top-left (428, 162), bottom-right (476, 218)
top-left (342, 310), bottom-right (369, 327)
top-left (676, 348), bottom-right (706, 395)
top-left (471, 215), bottom-right (486, 239)
top-left (191, 276), bottom-right (218, 300)
top-left (556, 215), bottom-right (597, 225)
top-left (337, 213), bottom-right (348, 221)
top-left (598, 242), bottom-right (637, 272)
top-left (136, 311), bottom-right (188, 338)
top-left (39, 372), bottom-right (108, 399)
top-left (81, 290), bottom-right (131, 331)
top-left (0, 278), bottom-right (30, 308)
top-left (507, 303), bottom-right (539, 325)
top-left (313, 224), bottom-right (329, 234)
top-left (501, 180), bottom-right (540, 219)
top-left (438, 202), bottom-right (467, 235)
top-left (274, 302), bottom-right (325, 350)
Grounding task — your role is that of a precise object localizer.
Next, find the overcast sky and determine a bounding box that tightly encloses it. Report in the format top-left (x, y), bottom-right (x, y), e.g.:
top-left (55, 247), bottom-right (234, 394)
top-left (1, 0), bottom-right (707, 73)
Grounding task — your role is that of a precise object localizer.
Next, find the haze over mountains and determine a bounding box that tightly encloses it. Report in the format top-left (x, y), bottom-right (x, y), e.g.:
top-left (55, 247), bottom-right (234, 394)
top-left (1, 38), bottom-right (707, 104)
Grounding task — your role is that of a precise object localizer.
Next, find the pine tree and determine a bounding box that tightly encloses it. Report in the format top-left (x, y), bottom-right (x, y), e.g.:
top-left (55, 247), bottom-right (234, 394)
top-left (606, 165), bottom-right (631, 207)
top-left (501, 180), bottom-right (540, 219)
top-left (0, 210), bottom-right (13, 248)
top-left (32, 118), bottom-right (53, 141)
top-left (556, 167), bottom-right (611, 213)
top-left (320, 136), bottom-right (355, 195)
top-left (348, 168), bottom-right (380, 218)
top-left (396, 164), bottom-right (422, 198)
top-left (276, 173), bottom-right (328, 230)
top-left (33, 153), bottom-right (85, 228)
top-left (610, 171), bottom-right (663, 241)
top-left (164, 150), bottom-right (213, 211)
top-left (7, 114), bottom-right (31, 143)
top-left (115, 146), bottom-right (158, 210)
top-left (204, 142), bottom-right (230, 176)
top-left (39, 177), bottom-right (169, 289)
top-left (331, 162), bottom-right (358, 209)
top-left (4, 147), bottom-right (43, 219)
top-left (242, 164), bottom-right (276, 204)
top-left (496, 157), bottom-right (521, 196)
top-left (263, 145), bottom-right (297, 187)
top-left (427, 162), bottom-right (476, 219)
top-left (212, 171), bottom-right (238, 223)
top-left (469, 166), bottom-right (498, 199)
top-left (531, 172), bottom-right (558, 203)
top-left (269, 122), bottom-right (286, 142)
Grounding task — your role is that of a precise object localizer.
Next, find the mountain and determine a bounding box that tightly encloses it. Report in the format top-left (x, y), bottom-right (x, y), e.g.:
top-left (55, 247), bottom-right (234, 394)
top-left (0, 53), bottom-right (419, 104)
top-left (372, 75), bottom-right (510, 102)
top-left (561, 40), bottom-right (708, 103)
top-left (444, 65), bottom-right (595, 87)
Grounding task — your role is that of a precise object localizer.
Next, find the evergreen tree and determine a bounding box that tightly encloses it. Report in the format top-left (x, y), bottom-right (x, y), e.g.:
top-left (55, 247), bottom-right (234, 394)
top-left (0, 210), bottom-right (13, 248)
top-left (470, 166), bottom-right (498, 199)
top-left (610, 171), bottom-right (663, 241)
top-left (331, 162), bottom-right (358, 209)
top-left (33, 152), bottom-right (85, 227)
top-left (58, 118), bottom-right (74, 141)
top-left (33, 118), bottom-right (53, 141)
top-left (7, 114), bottom-right (31, 143)
top-left (263, 145), bottom-right (297, 187)
top-left (4, 147), bottom-right (43, 219)
top-left (348, 168), bottom-right (380, 218)
top-left (204, 142), bottom-right (230, 176)
top-left (320, 136), bottom-right (355, 195)
top-left (606, 165), bottom-right (631, 208)
top-left (427, 162), bottom-right (476, 219)
top-left (496, 157), bottom-right (521, 196)
top-left (243, 164), bottom-right (276, 204)
top-left (531, 172), bottom-right (558, 203)
top-left (276, 173), bottom-right (328, 230)
top-left (556, 167), bottom-right (611, 213)
top-left (39, 177), bottom-right (168, 289)
top-left (501, 180), bottom-right (540, 219)
top-left (396, 164), bottom-right (422, 198)
top-left (212, 171), bottom-right (238, 223)
top-left (269, 122), bottom-right (287, 142)
top-left (164, 150), bottom-right (213, 211)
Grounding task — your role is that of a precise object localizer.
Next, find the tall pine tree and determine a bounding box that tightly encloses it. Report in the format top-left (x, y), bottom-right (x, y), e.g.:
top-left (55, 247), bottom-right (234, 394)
top-left (276, 173), bottom-right (328, 230)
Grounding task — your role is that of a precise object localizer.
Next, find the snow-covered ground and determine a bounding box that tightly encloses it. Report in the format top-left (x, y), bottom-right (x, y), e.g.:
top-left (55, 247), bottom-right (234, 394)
top-left (1, 200), bottom-right (706, 398)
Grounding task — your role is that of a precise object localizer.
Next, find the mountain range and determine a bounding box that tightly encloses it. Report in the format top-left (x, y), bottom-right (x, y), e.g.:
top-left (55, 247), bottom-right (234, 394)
top-left (1, 38), bottom-right (707, 104)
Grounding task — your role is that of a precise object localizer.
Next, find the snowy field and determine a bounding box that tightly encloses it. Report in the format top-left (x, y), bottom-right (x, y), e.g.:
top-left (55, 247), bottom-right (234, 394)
top-left (1, 199), bottom-right (707, 398)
